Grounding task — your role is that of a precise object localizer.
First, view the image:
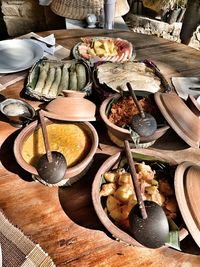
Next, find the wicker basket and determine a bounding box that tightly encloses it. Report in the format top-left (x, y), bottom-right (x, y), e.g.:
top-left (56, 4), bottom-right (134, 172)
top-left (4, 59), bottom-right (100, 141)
top-left (50, 0), bottom-right (129, 20)
top-left (50, 0), bottom-right (104, 20)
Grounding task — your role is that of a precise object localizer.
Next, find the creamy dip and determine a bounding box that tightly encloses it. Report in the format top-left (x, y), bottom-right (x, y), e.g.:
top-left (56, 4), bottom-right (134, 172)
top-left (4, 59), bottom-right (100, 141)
top-left (3, 103), bottom-right (28, 116)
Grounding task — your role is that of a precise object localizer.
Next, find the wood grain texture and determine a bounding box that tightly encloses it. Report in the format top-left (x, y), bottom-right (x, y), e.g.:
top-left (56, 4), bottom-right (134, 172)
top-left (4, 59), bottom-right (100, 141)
top-left (0, 29), bottom-right (200, 266)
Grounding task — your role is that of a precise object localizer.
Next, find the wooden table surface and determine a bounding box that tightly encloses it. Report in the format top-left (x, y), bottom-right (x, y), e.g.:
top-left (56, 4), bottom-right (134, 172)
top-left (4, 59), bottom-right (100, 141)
top-left (0, 29), bottom-right (200, 266)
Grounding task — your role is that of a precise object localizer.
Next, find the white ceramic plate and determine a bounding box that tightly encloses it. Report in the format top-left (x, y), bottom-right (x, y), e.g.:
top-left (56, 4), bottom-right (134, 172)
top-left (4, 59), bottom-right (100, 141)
top-left (0, 39), bottom-right (44, 74)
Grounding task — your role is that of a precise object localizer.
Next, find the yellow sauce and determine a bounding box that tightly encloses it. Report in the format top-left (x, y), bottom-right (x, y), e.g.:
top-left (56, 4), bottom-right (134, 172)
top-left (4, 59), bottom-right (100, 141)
top-left (22, 123), bottom-right (91, 167)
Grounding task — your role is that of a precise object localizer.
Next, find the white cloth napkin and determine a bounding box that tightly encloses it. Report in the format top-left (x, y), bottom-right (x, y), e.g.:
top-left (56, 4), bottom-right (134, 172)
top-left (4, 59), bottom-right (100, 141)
top-left (171, 77), bottom-right (200, 100)
top-left (30, 34), bottom-right (56, 55)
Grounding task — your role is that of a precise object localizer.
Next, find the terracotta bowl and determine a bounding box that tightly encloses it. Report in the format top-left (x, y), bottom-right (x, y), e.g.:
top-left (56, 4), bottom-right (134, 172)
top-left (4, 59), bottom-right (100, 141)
top-left (100, 93), bottom-right (170, 148)
top-left (92, 148), bottom-right (187, 247)
top-left (14, 118), bottom-right (98, 187)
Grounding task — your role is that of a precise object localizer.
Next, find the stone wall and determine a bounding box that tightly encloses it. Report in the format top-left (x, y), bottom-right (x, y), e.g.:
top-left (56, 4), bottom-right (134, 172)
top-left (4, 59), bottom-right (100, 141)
top-left (0, 0), bottom-right (65, 38)
top-left (125, 13), bottom-right (200, 50)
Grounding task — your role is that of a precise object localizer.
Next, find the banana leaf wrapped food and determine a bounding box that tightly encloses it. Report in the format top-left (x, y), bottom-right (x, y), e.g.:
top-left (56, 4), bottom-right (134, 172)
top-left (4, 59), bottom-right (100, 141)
top-left (26, 58), bottom-right (92, 101)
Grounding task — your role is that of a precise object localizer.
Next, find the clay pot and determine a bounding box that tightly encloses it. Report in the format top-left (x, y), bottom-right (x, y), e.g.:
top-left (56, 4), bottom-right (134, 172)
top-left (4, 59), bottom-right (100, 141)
top-left (14, 118), bottom-right (98, 186)
top-left (92, 148), bottom-right (188, 247)
top-left (100, 93), bottom-right (170, 148)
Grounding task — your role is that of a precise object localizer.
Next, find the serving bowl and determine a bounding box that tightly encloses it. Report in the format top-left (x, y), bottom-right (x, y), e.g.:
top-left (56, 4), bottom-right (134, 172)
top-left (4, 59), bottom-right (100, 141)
top-left (0, 98), bottom-right (36, 127)
top-left (92, 148), bottom-right (187, 248)
top-left (14, 118), bottom-right (98, 186)
top-left (100, 93), bottom-right (170, 148)
top-left (26, 58), bottom-right (92, 101)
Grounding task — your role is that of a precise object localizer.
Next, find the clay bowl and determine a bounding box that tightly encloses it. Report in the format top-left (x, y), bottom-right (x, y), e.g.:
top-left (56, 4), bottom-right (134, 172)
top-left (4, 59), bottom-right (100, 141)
top-left (92, 148), bottom-right (187, 247)
top-left (100, 93), bottom-right (170, 148)
top-left (14, 118), bottom-right (98, 186)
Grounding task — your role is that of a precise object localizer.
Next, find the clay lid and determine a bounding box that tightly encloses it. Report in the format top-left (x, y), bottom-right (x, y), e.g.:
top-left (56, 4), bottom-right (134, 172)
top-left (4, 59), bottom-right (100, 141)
top-left (43, 91), bottom-right (96, 121)
top-left (154, 92), bottom-right (200, 148)
top-left (186, 95), bottom-right (200, 117)
top-left (174, 162), bottom-right (200, 247)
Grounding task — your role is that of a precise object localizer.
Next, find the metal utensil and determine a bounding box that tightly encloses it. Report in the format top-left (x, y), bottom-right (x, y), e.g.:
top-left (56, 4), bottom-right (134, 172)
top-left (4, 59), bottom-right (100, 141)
top-left (36, 110), bottom-right (67, 184)
top-left (124, 140), bottom-right (169, 248)
top-left (127, 82), bottom-right (157, 137)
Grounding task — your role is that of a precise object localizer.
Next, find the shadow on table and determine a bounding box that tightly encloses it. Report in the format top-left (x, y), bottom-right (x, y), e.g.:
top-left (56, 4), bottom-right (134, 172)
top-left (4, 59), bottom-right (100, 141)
top-left (0, 129), bottom-right (33, 182)
top-left (58, 152), bottom-right (112, 235)
top-left (153, 129), bottom-right (190, 150)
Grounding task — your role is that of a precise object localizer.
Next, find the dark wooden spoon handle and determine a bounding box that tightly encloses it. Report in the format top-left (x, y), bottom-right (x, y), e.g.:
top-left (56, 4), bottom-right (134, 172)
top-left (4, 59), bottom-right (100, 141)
top-left (126, 82), bottom-right (145, 118)
top-left (124, 140), bottom-right (147, 219)
top-left (39, 110), bottom-right (53, 162)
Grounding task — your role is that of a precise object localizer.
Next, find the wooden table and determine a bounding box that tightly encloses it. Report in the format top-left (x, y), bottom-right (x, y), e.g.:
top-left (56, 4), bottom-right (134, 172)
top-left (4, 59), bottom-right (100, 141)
top-left (0, 29), bottom-right (200, 266)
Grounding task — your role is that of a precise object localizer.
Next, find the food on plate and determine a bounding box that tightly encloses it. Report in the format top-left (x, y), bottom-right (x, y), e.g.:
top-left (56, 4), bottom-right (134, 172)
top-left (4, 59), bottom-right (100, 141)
top-left (27, 59), bottom-right (90, 100)
top-left (68, 63), bottom-right (78, 90)
top-left (100, 160), bottom-right (178, 231)
top-left (108, 95), bottom-right (157, 128)
top-left (22, 123), bottom-right (91, 167)
top-left (48, 66), bottom-right (62, 97)
top-left (76, 63), bottom-right (87, 90)
top-left (34, 61), bottom-right (87, 95)
top-left (58, 63), bottom-right (70, 94)
top-left (96, 61), bottom-right (161, 93)
top-left (34, 62), bottom-right (50, 93)
top-left (42, 67), bottom-right (56, 95)
top-left (77, 37), bottom-right (133, 62)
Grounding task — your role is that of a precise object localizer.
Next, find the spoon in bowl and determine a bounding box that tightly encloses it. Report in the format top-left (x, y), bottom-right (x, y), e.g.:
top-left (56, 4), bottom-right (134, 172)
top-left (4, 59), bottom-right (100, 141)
top-left (124, 140), bottom-right (169, 248)
top-left (36, 110), bottom-right (67, 184)
top-left (126, 82), bottom-right (157, 137)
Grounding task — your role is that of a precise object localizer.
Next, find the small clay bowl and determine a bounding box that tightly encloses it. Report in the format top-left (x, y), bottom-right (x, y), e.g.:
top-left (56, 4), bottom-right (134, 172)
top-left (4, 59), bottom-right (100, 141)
top-left (100, 93), bottom-right (170, 148)
top-left (92, 148), bottom-right (187, 247)
top-left (14, 118), bottom-right (98, 186)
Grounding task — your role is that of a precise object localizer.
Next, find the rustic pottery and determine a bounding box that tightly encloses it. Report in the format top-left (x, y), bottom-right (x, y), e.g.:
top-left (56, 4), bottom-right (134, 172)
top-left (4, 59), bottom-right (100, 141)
top-left (92, 148), bottom-right (190, 248)
top-left (43, 90), bottom-right (96, 121)
top-left (100, 93), bottom-right (170, 148)
top-left (14, 118), bottom-right (98, 186)
top-left (154, 92), bottom-right (200, 148)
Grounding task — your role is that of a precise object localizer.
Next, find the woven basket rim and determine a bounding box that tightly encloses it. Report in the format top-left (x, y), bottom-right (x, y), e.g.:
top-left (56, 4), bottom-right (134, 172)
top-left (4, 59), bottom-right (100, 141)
top-left (50, 0), bottom-right (103, 20)
top-left (50, 0), bottom-right (130, 20)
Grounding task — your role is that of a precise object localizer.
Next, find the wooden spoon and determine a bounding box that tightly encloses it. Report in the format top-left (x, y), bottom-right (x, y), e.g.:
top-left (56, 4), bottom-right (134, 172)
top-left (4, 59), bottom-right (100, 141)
top-left (36, 110), bottom-right (67, 184)
top-left (124, 140), bottom-right (169, 248)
